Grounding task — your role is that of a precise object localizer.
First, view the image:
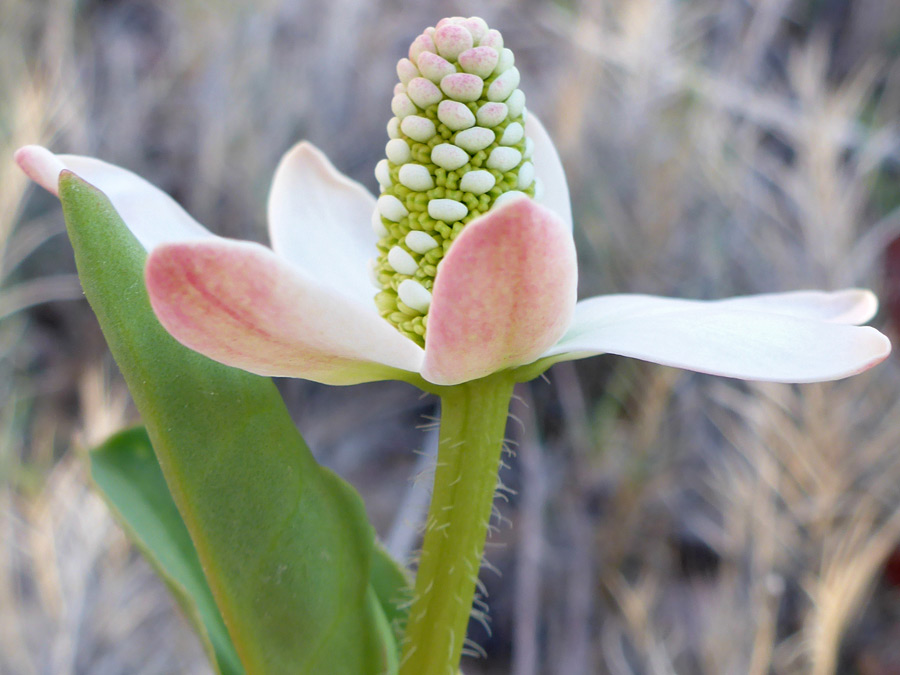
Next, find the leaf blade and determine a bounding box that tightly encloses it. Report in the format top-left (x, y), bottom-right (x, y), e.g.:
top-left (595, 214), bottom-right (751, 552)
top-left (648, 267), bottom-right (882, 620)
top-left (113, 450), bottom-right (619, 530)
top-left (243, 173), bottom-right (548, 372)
top-left (90, 426), bottom-right (243, 675)
top-left (60, 171), bottom-right (390, 673)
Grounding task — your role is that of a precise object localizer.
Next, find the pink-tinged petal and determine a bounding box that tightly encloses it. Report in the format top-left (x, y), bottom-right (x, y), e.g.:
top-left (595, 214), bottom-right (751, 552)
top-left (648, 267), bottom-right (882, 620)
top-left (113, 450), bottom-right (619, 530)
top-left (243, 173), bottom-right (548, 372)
top-left (14, 145), bottom-right (66, 196)
top-left (267, 141), bottom-right (377, 306)
top-left (15, 145), bottom-right (213, 250)
top-left (421, 198), bottom-right (577, 385)
top-left (525, 115), bottom-right (572, 230)
top-left (145, 238), bottom-right (424, 385)
top-left (544, 293), bottom-right (891, 382)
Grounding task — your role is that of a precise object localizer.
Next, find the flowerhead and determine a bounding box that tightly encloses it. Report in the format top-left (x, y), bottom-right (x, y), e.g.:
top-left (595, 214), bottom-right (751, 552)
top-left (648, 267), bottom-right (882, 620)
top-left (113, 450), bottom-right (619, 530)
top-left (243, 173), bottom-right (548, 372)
top-left (14, 16), bottom-right (890, 389)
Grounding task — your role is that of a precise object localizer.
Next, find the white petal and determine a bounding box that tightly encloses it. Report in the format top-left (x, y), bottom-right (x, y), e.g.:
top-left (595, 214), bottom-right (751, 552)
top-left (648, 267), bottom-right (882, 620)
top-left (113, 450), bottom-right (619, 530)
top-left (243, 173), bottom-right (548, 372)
top-left (15, 145), bottom-right (213, 250)
top-left (524, 115), bottom-right (572, 231)
top-left (267, 141), bottom-right (377, 307)
top-left (544, 292), bottom-right (891, 383)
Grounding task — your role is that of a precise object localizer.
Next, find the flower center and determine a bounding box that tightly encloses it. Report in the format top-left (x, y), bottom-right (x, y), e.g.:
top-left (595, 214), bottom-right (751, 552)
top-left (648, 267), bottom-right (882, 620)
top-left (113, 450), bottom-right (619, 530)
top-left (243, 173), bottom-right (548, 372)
top-left (370, 16), bottom-right (537, 347)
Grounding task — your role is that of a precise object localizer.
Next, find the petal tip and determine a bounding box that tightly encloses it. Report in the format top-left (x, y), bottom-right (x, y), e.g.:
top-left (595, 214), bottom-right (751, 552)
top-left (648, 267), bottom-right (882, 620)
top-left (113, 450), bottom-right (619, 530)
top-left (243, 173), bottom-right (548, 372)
top-left (15, 145), bottom-right (65, 197)
top-left (856, 288), bottom-right (879, 322)
top-left (829, 287), bottom-right (880, 324)
top-left (844, 327), bottom-right (891, 378)
top-left (487, 193), bottom-right (567, 230)
top-left (869, 327), bottom-right (892, 360)
top-left (275, 139), bottom-right (332, 176)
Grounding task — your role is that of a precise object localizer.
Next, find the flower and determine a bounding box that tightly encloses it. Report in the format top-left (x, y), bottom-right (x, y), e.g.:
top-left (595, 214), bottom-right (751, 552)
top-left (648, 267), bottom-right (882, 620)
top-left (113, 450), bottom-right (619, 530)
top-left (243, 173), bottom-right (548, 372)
top-left (14, 16), bottom-right (890, 389)
top-left (14, 137), bottom-right (891, 388)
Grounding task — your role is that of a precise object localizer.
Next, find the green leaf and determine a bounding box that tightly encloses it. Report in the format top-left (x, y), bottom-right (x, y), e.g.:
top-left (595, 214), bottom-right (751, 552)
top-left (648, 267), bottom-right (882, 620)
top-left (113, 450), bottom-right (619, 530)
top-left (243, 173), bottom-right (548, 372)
top-left (59, 172), bottom-right (394, 674)
top-left (90, 426), bottom-right (243, 675)
top-left (370, 542), bottom-right (413, 643)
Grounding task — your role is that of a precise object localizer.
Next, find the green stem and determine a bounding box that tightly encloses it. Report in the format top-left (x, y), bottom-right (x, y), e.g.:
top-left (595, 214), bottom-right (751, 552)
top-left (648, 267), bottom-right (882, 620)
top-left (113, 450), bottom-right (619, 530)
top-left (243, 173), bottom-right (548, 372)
top-left (398, 373), bottom-right (515, 674)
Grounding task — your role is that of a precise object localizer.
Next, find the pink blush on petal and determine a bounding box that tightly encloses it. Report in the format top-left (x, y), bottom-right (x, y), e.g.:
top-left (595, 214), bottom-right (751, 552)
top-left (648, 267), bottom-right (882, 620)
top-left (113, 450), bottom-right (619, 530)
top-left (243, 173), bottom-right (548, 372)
top-left (422, 198), bottom-right (577, 385)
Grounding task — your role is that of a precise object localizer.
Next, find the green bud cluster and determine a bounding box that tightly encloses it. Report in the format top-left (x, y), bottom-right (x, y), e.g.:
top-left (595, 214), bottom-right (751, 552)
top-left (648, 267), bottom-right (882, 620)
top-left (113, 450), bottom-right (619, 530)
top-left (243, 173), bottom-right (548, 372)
top-left (371, 16), bottom-right (537, 347)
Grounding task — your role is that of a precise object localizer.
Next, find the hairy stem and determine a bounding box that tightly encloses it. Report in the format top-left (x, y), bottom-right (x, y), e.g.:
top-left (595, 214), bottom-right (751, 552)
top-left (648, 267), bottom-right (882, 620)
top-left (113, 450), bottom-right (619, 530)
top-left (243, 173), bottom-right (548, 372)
top-left (398, 373), bottom-right (515, 674)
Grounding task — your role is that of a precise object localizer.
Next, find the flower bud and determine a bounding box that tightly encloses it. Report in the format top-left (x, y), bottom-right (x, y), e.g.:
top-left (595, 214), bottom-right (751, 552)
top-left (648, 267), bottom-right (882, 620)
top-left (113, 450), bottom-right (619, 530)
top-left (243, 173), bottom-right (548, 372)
top-left (372, 17), bottom-right (536, 346)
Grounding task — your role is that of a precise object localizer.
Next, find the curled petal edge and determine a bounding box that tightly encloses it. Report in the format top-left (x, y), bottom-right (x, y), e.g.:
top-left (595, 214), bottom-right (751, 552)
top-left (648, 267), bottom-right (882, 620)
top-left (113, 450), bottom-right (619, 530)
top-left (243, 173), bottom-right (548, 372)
top-left (525, 115), bottom-right (573, 231)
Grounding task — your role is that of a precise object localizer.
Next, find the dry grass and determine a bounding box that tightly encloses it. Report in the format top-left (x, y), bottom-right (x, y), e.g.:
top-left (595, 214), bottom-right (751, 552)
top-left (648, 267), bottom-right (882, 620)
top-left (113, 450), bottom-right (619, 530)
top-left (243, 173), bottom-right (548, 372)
top-left (3, 0), bottom-right (900, 673)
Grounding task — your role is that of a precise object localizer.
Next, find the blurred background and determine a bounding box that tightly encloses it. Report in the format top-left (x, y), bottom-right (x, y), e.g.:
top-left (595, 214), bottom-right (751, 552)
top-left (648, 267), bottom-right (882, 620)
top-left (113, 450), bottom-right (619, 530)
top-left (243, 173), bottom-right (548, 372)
top-left (3, 0), bottom-right (900, 673)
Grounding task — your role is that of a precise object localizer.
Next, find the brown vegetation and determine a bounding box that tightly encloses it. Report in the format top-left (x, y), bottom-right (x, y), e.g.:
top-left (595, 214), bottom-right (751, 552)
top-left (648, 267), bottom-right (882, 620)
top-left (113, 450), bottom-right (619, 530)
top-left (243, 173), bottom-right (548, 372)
top-left (3, 0), bottom-right (899, 672)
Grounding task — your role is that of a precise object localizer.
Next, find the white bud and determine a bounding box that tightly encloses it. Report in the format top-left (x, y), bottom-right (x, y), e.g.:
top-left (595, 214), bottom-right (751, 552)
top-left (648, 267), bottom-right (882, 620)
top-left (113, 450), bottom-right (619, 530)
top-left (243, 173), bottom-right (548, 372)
top-left (458, 46), bottom-right (499, 78)
top-left (524, 136), bottom-right (534, 159)
top-left (387, 117), bottom-right (401, 139)
top-left (455, 127), bottom-right (495, 153)
top-left (487, 146), bottom-right (522, 172)
top-left (375, 159), bottom-right (392, 188)
top-left (406, 230), bottom-right (440, 253)
top-left (428, 198), bottom-right (468, 222)
top-left (440, 73), bottom-right (484, 103)
top-left (407, 77), bottom-right (443, 108)
top-left (388, 246), bottom-right (418, 275)
top-left (517, 162), bottom-right (535, 189)
top-left (386, 138), bottom-right (411, 165)
top-left (500, 121), bottom-right (524, 146)
top-left (371, 209), bottom-right (388, 237)
top-left (494, 190), bottom-right (527, 208)
top-left (431, 143), bottom-right (469, 171)
top-left (494, 48), bottom-right (515, 75)
top-left (506, 89), bottom-right (525, 118)
top-left (437, 100), bottom-right (475, 131)
top-left (409, 33), bottom-right (436, 63)
top-left (391, 93), bottom-right (417, 118)
top-left (434, 24), bottom-right (473, 61)
top-left (460, 169), bottom-right (496, 195)
top-left (479, 29), bottom-right (503, 50)
top-left (462, 17), bottom-right (489, 43)
top-left (417, 52), bottom-right (456, 83)
top-left (534, 178), bottom-right (544, 200)
top-left (437, 17), bottom-right (462, 26)
top-left (476, 102), bottom-right (507, 127)
top-left (399, 163), bottom-right (434, 191)
top-left (367, 258), bottom-right (382, 288)
top-left (396, 58), bottom-right (419, 84)
top-left (488, 67), bottom-right (520, 102)
top-left (378, 194), bottom-right (408, 222)
top-left (398, 279), bottom-right (432, 313)
top-left (400, 115), bottom-right (437, 142)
